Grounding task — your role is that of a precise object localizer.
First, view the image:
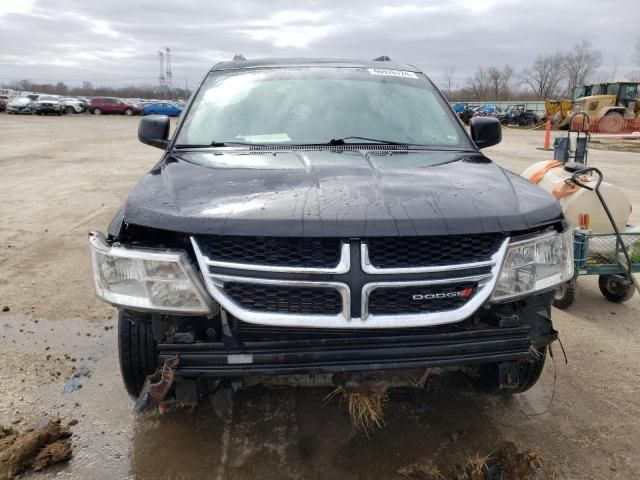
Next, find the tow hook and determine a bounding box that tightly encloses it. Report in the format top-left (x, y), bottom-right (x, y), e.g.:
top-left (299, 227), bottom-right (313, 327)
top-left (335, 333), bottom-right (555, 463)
top-left (498, 362), bottom-right (520, 389)
top-left (134, 355), bottom-right (180, 415)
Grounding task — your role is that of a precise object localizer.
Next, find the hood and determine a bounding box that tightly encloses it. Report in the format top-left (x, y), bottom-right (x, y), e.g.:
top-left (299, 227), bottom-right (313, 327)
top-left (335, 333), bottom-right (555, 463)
top-left (121, 149), bottom-right (563, 237)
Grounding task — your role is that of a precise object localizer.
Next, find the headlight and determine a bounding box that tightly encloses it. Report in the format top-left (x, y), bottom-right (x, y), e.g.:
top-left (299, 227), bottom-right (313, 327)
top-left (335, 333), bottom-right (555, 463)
top-left (492, 229), bottom-right (574, 302)
top-left (89, 232), bottom-right (213, 314)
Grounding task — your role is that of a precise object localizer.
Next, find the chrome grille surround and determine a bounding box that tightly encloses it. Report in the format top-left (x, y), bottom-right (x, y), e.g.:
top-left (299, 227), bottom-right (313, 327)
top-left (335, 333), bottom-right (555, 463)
top-left (191, 236), bottom-right (509, 328)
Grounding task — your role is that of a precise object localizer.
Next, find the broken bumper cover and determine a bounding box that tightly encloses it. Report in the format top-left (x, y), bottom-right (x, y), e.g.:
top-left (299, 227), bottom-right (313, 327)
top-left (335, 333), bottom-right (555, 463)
top-left (158, 326), bottom-right (535, 377)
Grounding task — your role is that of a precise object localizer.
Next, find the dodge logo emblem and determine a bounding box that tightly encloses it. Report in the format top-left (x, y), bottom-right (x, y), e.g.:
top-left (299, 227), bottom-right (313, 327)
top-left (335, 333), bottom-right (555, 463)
top-left (412, 287), bottom-right (473, 301)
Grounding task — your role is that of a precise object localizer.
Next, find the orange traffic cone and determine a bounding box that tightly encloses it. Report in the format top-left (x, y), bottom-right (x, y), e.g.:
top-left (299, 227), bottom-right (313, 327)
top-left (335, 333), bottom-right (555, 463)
top-left (536, 118), bottom-right (553, 151)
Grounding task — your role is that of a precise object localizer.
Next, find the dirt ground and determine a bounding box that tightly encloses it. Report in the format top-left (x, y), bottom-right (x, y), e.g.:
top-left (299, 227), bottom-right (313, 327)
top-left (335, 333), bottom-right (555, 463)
top-left (1, 114), bottom-right (639, 479)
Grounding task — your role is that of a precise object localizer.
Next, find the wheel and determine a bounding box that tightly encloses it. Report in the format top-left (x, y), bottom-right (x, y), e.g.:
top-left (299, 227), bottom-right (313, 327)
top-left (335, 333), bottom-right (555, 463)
top-left (64, 106), bottom-right (74, 114)
top-left (553, 279), bottom-right (577, 309)
top-left (598, 275), bottom-right (635, 303)
top-left (469, 346), bottom-right (547, 394)
top-left (124, 108), bottom-right (133, 116)
top-left (598, 112), bottom-right (624, 134)
top-left (118, 309), bottom-right (159, 397)
top-left (93, 108), bottom-right (102, 115)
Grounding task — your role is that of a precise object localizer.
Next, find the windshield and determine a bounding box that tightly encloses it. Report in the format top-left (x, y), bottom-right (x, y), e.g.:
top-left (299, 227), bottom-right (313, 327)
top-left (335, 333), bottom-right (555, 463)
top-left (573, 86), bottom-right (586, 100)
top-left (39, 95), bottom-right (58, 101)
top-left (175, 67), bottom-right (472, 149)
top-left (10, 97), bottom-right (31, 105)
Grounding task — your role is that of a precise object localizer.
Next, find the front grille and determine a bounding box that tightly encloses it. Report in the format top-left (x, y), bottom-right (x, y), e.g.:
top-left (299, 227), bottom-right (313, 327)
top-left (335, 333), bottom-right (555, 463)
top-left (196, 236), bottom-right (341, 268)
top-left (193, 233), bottom-right (506, 327)
top-left (224, 283), bottom-right (342, 314)
top-left (366, 234), bottom-right (502, 268)
top-left (368, 283), bottom-right (476, 315)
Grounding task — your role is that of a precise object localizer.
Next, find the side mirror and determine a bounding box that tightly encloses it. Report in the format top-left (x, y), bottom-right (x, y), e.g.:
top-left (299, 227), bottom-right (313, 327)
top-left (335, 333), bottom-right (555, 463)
top-left (138, 115), bottom-right (170, 149)
top-left (470, 116), bottom-right (502, 149)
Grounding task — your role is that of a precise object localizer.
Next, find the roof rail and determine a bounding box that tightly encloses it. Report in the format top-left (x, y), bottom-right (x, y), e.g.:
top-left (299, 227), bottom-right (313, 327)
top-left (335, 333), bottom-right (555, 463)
top-left (373, 55), bottom-right (391, 62)
top-left (233, 54), bottom-right (247, 61)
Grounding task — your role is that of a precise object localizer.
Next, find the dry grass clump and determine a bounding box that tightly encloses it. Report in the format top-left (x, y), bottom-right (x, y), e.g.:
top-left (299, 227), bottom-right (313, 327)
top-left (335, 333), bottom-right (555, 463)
top-left (398, 460), bottom-right (445, 479)
top-left (398, 441), bottom-right (549, 480)
top-left (325, 385), bottom-right (389, 434)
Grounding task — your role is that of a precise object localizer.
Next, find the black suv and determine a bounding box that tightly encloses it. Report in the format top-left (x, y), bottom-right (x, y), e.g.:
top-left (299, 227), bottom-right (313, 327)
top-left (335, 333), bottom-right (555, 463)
top-left (89, 58), bottom-right (573, 401)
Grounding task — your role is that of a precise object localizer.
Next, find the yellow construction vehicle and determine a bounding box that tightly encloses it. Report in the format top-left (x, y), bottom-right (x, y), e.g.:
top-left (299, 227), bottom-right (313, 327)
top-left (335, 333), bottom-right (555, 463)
top-left (545, 84), bottom-right (612, 126)
top-left (558, 82), bottom-right (640, 133)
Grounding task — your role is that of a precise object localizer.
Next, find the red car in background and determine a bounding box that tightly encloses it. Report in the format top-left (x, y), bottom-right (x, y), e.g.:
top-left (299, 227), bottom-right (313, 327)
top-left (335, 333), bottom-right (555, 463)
top-left (88, 97), bottom-right (141, 115)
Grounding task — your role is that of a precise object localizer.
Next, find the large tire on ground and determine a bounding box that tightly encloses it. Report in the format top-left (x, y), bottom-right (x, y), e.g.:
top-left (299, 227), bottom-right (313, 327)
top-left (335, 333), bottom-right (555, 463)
top-left (598, 112), bottom-right (625, 134)
top-left (470, 346), bottom-right (547, 394)
top-left (124, 108), bottom-right (133, 116)
top-left (553, 279), bottom-right (577, 309)
top-left (92, 108), bottom-right (102, 115)
top-left (118, 309), bottom-right (159, 397)
top-left (64, 106), bottom-right (74, 114)
top-left (598, 275), bottom-right (636, 303)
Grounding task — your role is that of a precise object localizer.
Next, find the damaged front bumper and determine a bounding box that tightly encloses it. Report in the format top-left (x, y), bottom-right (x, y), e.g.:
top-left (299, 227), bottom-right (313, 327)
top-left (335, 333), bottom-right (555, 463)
top-left (158, 326), bottom-right (535, 377)
top-left (155, 291), bottom-right (557, 379)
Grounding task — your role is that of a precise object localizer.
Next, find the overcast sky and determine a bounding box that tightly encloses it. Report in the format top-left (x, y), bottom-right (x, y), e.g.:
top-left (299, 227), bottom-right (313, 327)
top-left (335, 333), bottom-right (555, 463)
top-left (1, 0), bottom-right (638, 89)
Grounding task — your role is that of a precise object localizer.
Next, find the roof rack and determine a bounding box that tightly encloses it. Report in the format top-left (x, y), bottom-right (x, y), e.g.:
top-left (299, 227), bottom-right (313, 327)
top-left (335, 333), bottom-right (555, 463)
top-left (373, 55), bottom-right (391, 62)
top-left (233, 54), bottom-right (247, 61)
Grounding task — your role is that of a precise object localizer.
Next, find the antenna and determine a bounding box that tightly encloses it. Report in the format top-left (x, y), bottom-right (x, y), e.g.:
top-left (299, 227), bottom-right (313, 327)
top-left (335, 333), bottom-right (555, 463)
top-left (158, 50), bottom-right (166, 88)
top-left (165, 47), bottom-right (172, 90)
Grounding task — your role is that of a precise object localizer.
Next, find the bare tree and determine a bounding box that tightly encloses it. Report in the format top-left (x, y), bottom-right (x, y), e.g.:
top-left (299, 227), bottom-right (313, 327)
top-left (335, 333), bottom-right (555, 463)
top-left (487, 67), bottom-right (502, 100)
top-left (600, 56), bottom-right (620, 82)
top-left (467, 67), bottom-right (491, 101)
top-left (521, 54), bottom-right (565, 99)
top-left (484, 65), bottom-right (513, 100)
top-left (561, 40), bottom-right (601, 92)
top-left (443, 66), bottom-right (456, 99)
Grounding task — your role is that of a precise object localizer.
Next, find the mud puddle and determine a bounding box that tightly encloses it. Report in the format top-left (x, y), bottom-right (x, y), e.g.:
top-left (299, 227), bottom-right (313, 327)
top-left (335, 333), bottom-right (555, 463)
top-left (1, 314), bottom-right (637, 478)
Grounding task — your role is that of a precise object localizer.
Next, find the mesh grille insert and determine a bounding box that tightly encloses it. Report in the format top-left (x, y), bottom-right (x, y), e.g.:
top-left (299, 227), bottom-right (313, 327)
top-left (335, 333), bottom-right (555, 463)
top-left (196, 236), bottom-right (342, 268)
top-left (366, 235), bottom-right (502, 268)
top-left (225, 283), bottom-right (342, 314)
top-left (369, 283), bottom-right (476, 315)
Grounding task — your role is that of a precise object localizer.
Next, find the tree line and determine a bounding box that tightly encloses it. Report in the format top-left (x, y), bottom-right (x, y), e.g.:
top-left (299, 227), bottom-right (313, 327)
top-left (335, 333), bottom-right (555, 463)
top-left (443, 39), bottom-right (640, 102)
top-left (0, 79), bottom-right (191, 100)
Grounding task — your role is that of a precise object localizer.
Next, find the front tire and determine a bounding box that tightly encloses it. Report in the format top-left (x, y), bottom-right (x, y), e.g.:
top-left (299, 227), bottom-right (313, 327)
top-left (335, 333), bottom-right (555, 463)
top-left (598, 275), bottom-right (635, 303)
top-left (553, 279), bottom-right (577, 309)
top-left (470, 346), bottom-right (547, 394)
top-left (93, 108), bottom-right (102, 115)
top-left (118, 309), bottom-right (159, 397)
top-left (65, 106), bottom-right (74, 114)
top-left (124, 108), bottom-right (133, 116)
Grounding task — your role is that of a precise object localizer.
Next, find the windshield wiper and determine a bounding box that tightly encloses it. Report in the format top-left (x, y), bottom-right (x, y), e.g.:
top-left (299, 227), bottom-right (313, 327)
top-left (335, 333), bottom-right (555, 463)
top-left (328, 136), bottom-right (405, 145)
top-left (173, 141), bottom-right (262, 149)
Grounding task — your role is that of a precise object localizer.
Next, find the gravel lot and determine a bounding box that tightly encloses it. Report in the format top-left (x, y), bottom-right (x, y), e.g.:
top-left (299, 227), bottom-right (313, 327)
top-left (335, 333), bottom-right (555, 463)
top-left (1, 114), bottom-right (639, 479)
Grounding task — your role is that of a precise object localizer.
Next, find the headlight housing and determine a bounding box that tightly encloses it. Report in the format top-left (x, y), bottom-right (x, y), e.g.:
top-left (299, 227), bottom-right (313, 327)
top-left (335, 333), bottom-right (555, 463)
top-left (491, 229), bottom-right (574, 302)
top-left (89, 232), bottom-right (213, 314)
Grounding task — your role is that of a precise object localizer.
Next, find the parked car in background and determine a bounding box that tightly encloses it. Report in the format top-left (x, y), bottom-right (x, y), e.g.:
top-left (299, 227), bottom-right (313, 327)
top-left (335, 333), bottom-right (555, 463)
top-left (5, 96), bottom-right (35, 114)
top-left (88, 97), bottom-right (141, 115)
top-left (33, 95), bottom-right (65, 115)
top-left (142, 101), bottom-right (183, 117)
top-left (61, 97), bottom-right (87, 114)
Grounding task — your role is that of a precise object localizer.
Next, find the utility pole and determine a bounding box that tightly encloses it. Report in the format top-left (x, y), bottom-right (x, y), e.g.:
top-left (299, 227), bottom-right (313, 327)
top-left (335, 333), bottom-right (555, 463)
top-left (165, 47), bottom-right (173, 92)
top-left (158, 51), bottom-right (166, 90)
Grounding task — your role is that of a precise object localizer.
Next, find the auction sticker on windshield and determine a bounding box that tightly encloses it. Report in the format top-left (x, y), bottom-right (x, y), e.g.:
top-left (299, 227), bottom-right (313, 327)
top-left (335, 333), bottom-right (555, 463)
top-left (367, 68), bottom-right (417, 79)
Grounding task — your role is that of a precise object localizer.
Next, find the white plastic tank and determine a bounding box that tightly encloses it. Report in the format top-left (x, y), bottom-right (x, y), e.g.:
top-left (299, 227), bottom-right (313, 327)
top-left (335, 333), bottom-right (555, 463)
top-left (521, 161), bottom-right (631, 234)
